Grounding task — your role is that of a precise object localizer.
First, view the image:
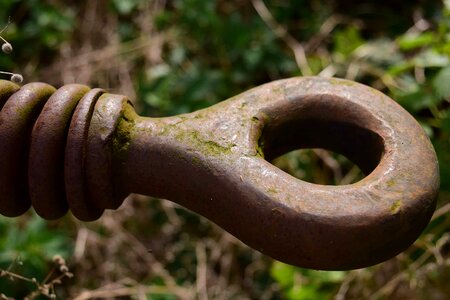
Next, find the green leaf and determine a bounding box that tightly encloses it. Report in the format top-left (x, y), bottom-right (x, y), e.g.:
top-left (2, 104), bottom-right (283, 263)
top-left (397, 32), bottom-right (436, 50)
top-left (393, 78), bottom-right (442, 112)
top-left (413, 49), bottom-right (449, 68)
top-left (396, 89), bottom-right (439, 112)
top-left (287, 285), bottom-right (326, 300)
top-left (442, 113), bottom-right (450, 134)
top-left (111, 0), bottom-right (142, 14)
top-left (333, 26), bottom-right (364, 58)
top-left (311, 270), bottom-right (346, 283)
top-left (388, 61), bottom-right (414, 75)
top-left (434, 138), bottom-right (450, 191)
top-left (420, 122), bottom-right (434, 138)
top-left (354, 38), bottom-right (402, 65)
top-left (270, 261), bottom-right (295, 288)
top-left (445, 0), bottom-right (450, 11)
top-left (433, 66), bottom-right (450, 98)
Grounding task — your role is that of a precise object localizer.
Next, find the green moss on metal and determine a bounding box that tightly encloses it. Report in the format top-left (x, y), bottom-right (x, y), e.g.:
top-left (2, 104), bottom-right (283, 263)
top-left (62, 87), bottom-right (91, 118)
top-left (112, 103), bottom-right (136, 161)
top-left (390, 200), bottom-right (402, 214)
top-left (251, 113), bottom-right (270, 158)
top-left (267, 187), bottom-right (279, 194)
top-left (329, 78), bottom-right (357, 87)
top-left (386, 179), bottom-right (396, 187)
top-left (271, 85), bottom-right (284, 95)
top-left (204, 141), bottom-right (233, 155)
top-left (16, 86), bottom-right (56, 118)
top-left (255, 143), bottom-right (264, 158)
top-left (181, 130), bottom-right (234, 156)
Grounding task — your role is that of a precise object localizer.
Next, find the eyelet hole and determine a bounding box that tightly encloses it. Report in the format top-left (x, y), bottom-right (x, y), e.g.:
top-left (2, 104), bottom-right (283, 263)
top-left (257, 94), bottom-right (385, 185)
top-left (271, 149), bottom-right (364, 185)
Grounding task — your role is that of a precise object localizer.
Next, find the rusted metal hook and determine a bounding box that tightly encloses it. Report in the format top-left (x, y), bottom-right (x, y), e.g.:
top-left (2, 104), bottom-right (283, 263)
top-left (0, 77), bottom-right (439, 270)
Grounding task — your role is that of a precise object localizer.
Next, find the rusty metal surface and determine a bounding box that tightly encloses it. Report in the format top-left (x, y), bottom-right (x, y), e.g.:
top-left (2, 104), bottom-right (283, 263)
top-left (0, 77), bottom-right (440, 270)
top-left (65, 88), bottom-right (105, 221)
top-left (29, 84), bottom-right (90, 219)
top-left (0, 80), bottom-right (19, 110)
top-left (86, 93), bottom-right (134, 210)
top-left (0, 82), bottom-right (55, 216)
top-left (119, 77), bottom-right (439, 270)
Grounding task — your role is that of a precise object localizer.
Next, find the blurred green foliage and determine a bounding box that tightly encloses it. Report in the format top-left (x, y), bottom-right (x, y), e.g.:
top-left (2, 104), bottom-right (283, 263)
top-left (0, 215), bottom-right (70, 296)
top-left (1, 0), bottom-right (450, 299)
top-left (271, 261), bottom-right (345, 300)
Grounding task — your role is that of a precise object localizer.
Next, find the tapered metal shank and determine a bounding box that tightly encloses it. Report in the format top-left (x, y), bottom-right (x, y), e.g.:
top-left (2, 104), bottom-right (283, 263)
top-left (0, 77), bottom-right (439, 270)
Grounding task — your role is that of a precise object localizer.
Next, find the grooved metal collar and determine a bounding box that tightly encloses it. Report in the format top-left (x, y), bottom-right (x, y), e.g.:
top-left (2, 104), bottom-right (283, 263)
top-left (0, 77), bottom-right (439, 270)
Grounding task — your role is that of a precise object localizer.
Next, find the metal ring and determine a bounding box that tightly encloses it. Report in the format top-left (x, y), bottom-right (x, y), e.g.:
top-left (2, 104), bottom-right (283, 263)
top-left (65, 88), bottom-right (105, 221)
top-left (29, 84), bottom-right (90, 219)
top-left (0, 83), bottom-right (55, 216)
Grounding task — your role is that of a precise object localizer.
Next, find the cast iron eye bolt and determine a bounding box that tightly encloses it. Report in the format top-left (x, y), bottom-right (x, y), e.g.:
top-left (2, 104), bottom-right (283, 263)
top-left (0, 77), bottom-right (439, 270)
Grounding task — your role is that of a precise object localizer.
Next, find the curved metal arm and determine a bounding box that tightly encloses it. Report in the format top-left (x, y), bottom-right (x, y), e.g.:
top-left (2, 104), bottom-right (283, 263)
top-left (0, 77), bottom-right (439, 270)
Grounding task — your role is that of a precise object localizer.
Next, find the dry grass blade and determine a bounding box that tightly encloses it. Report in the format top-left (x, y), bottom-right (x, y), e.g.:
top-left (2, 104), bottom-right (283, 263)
top-left (251, 0), bottom-right (313, 76)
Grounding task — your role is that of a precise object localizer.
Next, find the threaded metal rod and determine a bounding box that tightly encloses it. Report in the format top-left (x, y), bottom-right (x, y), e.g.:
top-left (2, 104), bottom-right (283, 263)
top-left (0, 77), bottom-right (440, 270)
top-left (0, 82), bottom-right (129, 220)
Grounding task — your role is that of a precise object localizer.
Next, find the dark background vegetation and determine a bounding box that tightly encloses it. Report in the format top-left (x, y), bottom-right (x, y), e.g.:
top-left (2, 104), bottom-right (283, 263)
top-left (1, 0), bottom-right (450, 299)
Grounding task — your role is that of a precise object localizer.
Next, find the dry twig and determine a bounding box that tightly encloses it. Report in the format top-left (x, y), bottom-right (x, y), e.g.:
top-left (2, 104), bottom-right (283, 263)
top-left (251, 0), bottom-right (313, 76)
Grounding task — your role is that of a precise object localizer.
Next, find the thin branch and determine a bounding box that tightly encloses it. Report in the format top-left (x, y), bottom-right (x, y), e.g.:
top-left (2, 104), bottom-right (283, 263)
top-left (251, 0), bottom-right (313, 75)
top-left (74, 285), bottom-right (187, 300)
top-left (432, 202), bottom-right (450, 221)
top-left (0, 17), bottom-right (11, 35)
top-left (196, 243), bottom-right (208, 300)
top-left (0, 269), bottom-right (36, 283)
top-left (313, 149), bottom-right (343, 183)
top-left (305, 15), bottom-right (342, 52)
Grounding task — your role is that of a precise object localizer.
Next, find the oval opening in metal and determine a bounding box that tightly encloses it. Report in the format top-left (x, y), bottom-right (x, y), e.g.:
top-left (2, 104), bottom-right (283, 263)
top-left (271, 148), bottom-right (364, 185)
top-left (258, 94), bottom-right (385, 185)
